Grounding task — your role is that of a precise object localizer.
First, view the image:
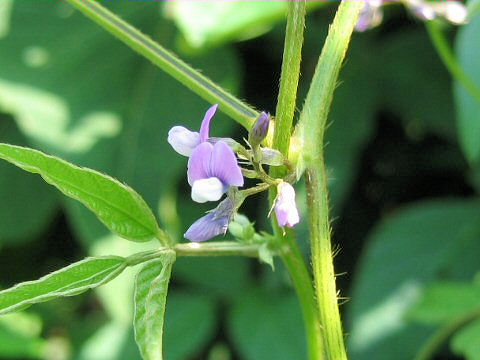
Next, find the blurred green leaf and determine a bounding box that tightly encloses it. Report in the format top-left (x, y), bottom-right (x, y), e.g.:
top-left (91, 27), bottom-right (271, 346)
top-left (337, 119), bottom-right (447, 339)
top-left (164, 292), bottom-right (217, 360)
top-left (0, 312), bottom-right (45, 359)
top-left (165, 2), bottom-right (327, 50)
top-left (408, 282), bottom-right (480, 325)
top-left (165, 2), bottom-right (287, 49)
top-left (380, 29), bottom-right (456, 140)
top-left (77, 322), bottom-right (140, 360)
top-left (228, 291), bottom-right (306, 360)
top-left (134, 254), bottom-right (175, 360)
top-left (451, 319), bottom-right (480, 360)
top-left (0, 256), bottom-right (127, 315)
top-left (347, 200), bottom-right (480, 360)
top-left (0, 118), bottom-right (58, 245)
top-left (174, 256), bottom-right (250, 297)
top-left (0, 143), bottom-right (161, 243)
top-left (455, 13), bottom-right (480, 163)
top-left (0, 0), bottom-right (12, 38)
top-left (78, 292), bottom-right (216, 360)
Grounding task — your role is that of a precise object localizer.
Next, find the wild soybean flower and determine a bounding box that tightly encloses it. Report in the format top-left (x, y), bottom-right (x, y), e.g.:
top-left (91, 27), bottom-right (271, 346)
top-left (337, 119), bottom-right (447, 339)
top-left (184, 198), bottom-right (235, 242)
top-left (168, 104), bottom-right (244, 242)
top-left (274, 182), bottom-right (300, 228)
top-left (356, 0), bottom-right (468, 32)
top-left (167, 104), bottom-right (217, 156)
top-left (187, 141), bottom-right (243, 203)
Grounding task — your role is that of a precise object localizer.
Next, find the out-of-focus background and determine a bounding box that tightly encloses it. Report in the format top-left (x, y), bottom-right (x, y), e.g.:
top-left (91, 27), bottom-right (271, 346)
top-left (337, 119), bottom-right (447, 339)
top-left (0, 1), bottom-right (480, 359)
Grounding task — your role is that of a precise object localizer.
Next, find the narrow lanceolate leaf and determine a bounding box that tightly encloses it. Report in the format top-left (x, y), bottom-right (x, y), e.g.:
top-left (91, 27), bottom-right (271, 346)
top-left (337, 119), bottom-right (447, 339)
top-left (0, 256), bottom-right (127, 315)
top-left (0, 143), bottom-right (161, 242)
top-left (134, 252), bottom-right (176, 360)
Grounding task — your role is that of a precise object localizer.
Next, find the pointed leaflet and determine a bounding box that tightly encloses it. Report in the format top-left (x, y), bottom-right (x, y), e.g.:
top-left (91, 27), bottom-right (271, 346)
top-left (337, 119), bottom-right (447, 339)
top-left (134, 252), bottom-right (176, 360)
top-left (0, 143), bottom-right (162, 243)
top-left (0, 256), bottom-right (127, 315)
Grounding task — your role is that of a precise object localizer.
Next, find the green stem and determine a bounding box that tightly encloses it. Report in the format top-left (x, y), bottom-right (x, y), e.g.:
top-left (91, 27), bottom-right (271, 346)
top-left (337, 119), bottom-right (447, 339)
top-left (414, 306), bottom-right (480, 360)
top-left (175, 242), bottom-right (260, 257)
top-left (66, 0), bottom-right (258, 129)
top-left (296, 1), bottom-right (362, 359)
top-left (273, 0), bottom-right (306, 157)
top-left (426, 21), bottom-right (480, 103)
top-left (269, 2), bottom-right (324, 360)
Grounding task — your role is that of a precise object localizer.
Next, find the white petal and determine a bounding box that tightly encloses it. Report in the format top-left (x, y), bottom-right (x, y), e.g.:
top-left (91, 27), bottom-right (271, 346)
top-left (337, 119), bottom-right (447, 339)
top-left (167, 126), bottom-right (201, 157)
top-left (434, 2), bottom-right (468, 24)
top-left (191, 177), bottom-right (225, 203)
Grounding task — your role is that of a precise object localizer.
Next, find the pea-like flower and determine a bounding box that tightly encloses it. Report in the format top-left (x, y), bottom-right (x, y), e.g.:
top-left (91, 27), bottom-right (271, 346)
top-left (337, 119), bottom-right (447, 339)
top-left (167, 104), bottom-right (217, 156)
top-left (274, 182), bottom-right (300, 228)
top-left (184, 198), bottom-right (235, 242)
top-left (356, 0), bottom-right (468, 32)
top-left (188, 140), bottom-right (243, 203)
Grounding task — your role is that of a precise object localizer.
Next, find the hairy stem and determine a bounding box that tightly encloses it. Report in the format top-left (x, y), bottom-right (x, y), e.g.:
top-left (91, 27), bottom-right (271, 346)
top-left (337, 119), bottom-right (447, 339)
top-left (269, 2), bottom-right (324, 360)
top-left (296, 1), bottom-right (362, 359)
top-left (66, 0), bottom-right (258, 129)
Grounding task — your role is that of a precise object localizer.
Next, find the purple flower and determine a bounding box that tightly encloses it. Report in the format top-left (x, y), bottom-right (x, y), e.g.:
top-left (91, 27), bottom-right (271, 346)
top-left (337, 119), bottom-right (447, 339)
top-left (249, 112), bottom-right (270, 146)
top-left (188, 140), bottom-right (243, 203)
top-left (356, 0), bottom-right (383, 32)
top-left (185, 198), bottom-right (235, 242)
top-left (167, 104), bottom-right (218, 156)
top-left (274, 182), bottom-right (299, 228)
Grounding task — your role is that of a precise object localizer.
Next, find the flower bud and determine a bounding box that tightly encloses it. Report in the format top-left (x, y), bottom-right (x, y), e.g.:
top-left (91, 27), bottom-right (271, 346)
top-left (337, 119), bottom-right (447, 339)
top-left (248, 112), bottom-right (270, 148)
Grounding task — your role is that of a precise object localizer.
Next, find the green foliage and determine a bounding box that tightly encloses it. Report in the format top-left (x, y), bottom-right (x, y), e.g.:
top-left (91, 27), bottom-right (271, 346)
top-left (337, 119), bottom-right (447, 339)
top-left (451, 319), bottom-right (480, 360)
top-left (0, 119), bottom-right (58, 245)
top-left (0, 313), bottom-right (45, 359)
top-left (134, 253), bottom-right (175, 360)
top-left (455, 14), bottom-right (480, 163)
top-left (0, 0), bottom-right (12, 38)
top-left (228, 291), bottom-right (306, 360)
top-left (0, 256), bottom-right (127, 315)
top-left (409, 282), bottom-right (480, 325)
top-left (163, 292), bottom-right (217, 360)
top-left (347, 200), bottom-right (480, 360)
top-left (0, 143), bottom-right (161, 243)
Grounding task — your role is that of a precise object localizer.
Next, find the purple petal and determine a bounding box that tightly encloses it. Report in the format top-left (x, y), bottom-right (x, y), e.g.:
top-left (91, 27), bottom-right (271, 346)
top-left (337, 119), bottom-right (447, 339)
top-left (274, 182), bottom-right (300, 228)
top-left (184, 212), bottom-right (228, 242)
top-left (184, 198), bottom-right (234, 242)
top-left (167, 126), bottom-right (200, 157)
top-left (187, 142), bottom-right (214, 186)
top-left (209, 141), bottom-right (244, 187)
top-left (199, 104), bottom-right (218, 142)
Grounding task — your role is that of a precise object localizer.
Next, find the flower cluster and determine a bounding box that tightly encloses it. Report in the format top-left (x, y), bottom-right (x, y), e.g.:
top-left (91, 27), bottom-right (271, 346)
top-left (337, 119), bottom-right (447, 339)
top-left (168, 105), bottom-right (300, 242)
top-left (356, 0), bottom-right (468, 32)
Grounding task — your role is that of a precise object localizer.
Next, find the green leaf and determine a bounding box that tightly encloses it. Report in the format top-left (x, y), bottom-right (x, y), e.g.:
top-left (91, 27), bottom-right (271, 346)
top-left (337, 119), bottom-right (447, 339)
top-left (0, 256), bottom-right (127, 315)
top-left (0, 143), bottom-right (161, 243)
top-left (228, 291), bottom-right (306, 360)
top-left (347, 200), bottom-right (480, 360)
top-left (408, 282), bottom-right (480, 325)
top-left (134, 252), bottom-right (176, 360)
top-left (0, 118), bottom-right (58, 245)
top-left (0, 312), bottom-right (45, 359)
top-left (0, 0), bottom-right (12, 38)
top-left (258, 243), bottom-right (275, 270)
top-left (451, 319), bottom-right (480, 360)
top-left (163, 293), bottom-right (217, 360)
top-left (455, 14), bottom-right (480, 163)
top-left (164, 2), bottom-right (326, 50)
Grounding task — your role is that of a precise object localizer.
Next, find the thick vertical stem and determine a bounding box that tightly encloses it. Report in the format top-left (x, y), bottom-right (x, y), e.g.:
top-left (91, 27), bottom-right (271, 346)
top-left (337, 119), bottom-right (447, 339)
top-left (295, 1), bottom-right (362, 359)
